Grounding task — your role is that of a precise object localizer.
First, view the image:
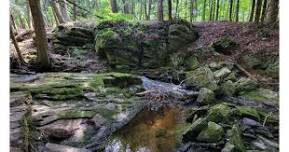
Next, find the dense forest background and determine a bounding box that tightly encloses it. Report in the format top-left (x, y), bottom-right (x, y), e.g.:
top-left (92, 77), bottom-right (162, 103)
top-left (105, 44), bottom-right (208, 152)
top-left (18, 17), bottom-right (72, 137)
top-left (11, 0), bottom-right (278, 29)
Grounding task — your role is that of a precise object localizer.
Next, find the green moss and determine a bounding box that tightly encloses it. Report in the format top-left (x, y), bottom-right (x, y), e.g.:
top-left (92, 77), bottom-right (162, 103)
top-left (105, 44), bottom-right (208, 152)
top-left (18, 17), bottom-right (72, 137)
top-left (58, 110), bottom-right (97, 119)
top-left (196, 121), bottom-right (224, 143)
top-left (31, 87), bottom-right (83, 100)
top-left (239, 88), bottom-right (278, 103)
top-left (208, 103), bottom-right (233, 123)
top-left (237, 106), bottom-right (261, 121)
top-left (224, 125), bottom-right (246, 152)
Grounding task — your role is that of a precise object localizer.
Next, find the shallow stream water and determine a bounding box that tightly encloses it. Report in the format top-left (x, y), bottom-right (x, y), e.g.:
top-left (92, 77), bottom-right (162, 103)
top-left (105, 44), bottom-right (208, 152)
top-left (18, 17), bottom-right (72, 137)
top-left (105, 107), bottom-right (189, 152)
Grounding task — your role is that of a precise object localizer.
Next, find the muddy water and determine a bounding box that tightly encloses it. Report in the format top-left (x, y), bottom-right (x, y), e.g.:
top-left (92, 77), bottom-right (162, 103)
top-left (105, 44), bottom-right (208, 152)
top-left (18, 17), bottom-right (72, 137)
top-left (105, 107), bottom-right (189, 152)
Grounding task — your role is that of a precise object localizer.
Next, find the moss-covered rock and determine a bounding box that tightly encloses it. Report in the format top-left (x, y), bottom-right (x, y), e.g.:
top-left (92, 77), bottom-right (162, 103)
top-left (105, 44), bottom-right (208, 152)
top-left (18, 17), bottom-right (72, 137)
top-left (182, 117), bottom-right (208, 142)
top-left (211, 37), bottom-right (239, 55)
top-left (208, 103), bottom-right (233, 123)
top-left (214, 67), bottom-right (231, 80)
top-left (196, 121), bottom-right (224, 143)
top-left (234, 77), bottom-right (258, 93)
top-left (185, 67), bottom-right (218, 91)
top-left (239, 88), bottom-right (278, 103)
top-left (221, 80), bottom-right (236, 97)
top-left (237, 106), bottom-right (261, 121)
top-left (222, 125), bottom-right (246, 152)
top-left (197, 88), bottom-right (215, 105)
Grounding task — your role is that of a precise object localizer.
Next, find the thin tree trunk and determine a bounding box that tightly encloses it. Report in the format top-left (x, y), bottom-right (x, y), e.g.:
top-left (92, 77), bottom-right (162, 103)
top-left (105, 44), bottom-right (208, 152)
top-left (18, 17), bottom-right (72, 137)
top-left (229, 0), bottom-right (233, 21)
top-left (235, 0), bottom-right (239, 22)
top-left (122, 0), bottom-right (130, 14)
top-left (10, 24), bottom-right (25, 63)
top-left (254, 0), bottom-right (263, 23)
top-left (19, 16), bottom-right (27, 29)
top-left (265, 0), bottom-right (278, 25)
top-left (190, 0), bottom-right (193, 23)
top-left (139, 0), bottom-right (143, 20)
top-left (157, 0), bottom-right (163, 21)
top-left (52, 7), bottom-right (60, 26)
top-left (26, 0), bottom-right (33, 29)
top-left (60, 0), bottom-right (70, 21)
top-left (215, 0), bottom-right (220, 21)
top-left (110, 0), bottom-right (118, 13)
top-left (175, 0), bottom-right (180, 19)
top-left (73, 0), bottom-right (77, 20)
top-left (147, 0), bottom-right (152, 20)
top-left (50, 0), bottom-right (65, 23)
top-left (28, 0), bottom-right (50, 68)
top-left (202, 0), bottom-right (206, 21)
top-left (260, 0), bottom-right (267, 22)
top-left (249, 0), bottom-right (256, 21)
top-left (168, 0), bottom-right (172, 20)
top-left (10, 14), bottom-right (17, 32)
top-left (209, 0), bottom-right (213, 21)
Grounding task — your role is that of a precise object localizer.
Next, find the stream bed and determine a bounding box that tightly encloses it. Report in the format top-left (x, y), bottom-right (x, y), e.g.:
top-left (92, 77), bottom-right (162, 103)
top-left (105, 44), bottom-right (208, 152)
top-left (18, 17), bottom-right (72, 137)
top-left (105, 107), bottom-right (190, 152)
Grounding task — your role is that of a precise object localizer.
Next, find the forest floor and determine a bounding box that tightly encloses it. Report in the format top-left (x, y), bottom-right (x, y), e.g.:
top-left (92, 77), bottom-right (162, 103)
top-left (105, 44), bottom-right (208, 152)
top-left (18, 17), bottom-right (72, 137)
top-left (11, 22), bottom-right (279, 74)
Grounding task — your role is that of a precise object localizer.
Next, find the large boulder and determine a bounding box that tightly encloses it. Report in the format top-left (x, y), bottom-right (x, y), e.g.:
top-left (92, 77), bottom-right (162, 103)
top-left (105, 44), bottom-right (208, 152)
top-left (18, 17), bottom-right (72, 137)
top-left (185, 67), bottom-right (218, 91)
top-left (94, 20), bottom-right (198, 68)
top-left (208, 103), bottom-right (233, 123)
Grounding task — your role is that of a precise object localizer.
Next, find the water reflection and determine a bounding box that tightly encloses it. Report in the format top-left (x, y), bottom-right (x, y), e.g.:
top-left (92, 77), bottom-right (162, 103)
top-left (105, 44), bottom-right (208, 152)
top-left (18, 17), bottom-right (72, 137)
top-left (105, 107), bottom-right (185, 152)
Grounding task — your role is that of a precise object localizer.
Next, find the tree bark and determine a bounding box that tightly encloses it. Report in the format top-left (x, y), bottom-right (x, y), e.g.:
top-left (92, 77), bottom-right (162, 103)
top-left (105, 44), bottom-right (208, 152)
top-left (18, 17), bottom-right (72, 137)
top-left (260, 0), bottom-right (267, 22)
top-left (215, 0), bottom-right (220, 20)
top-left (10, 24), bottom-right (25, 63)
top-left (175, 0), bottom-right (180, 19)
top-left (73, 0), bottom-right (77, 20)
top-left (28, 0), bottom-right (50, 68)
top-left (202, 0), bottom-right (206, 21)
top-left (147, 0), bottom-right (152, 20)
top-left (168, 0), bottom-right (172, 20)
top-left (122, 0), bottom-right (130, 14)
top-left (229, 0), bottom-right (234, 21)
top-left (249, 0), bottom-right (256, 21)
top-left (190, 0), bottom-right (193, 23)
top-left (254, 0), bottom-right (263, 23)
top-left (10, 14), bottom-right (17, 32)
top-left (50, 0), bottom-right (65, 23)
top-left (157, 0), bottom-right (163, 21)
top-left (110, 0), bottom-right (118, 13)
top-left (265, 0), bottom-right (279, 25)
top-left (235, 0), bottom-right (240, 22)
top-left (52, 7), bottom-right (60, 26)
top-left (26, 0), bottom-right (33, 29)
top-left (60, 0), bottom-right (70, 21)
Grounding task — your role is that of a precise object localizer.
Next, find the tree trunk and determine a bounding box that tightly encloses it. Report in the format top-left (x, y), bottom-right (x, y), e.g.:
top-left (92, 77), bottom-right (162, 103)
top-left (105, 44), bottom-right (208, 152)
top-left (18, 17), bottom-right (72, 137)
top-left (50, 0), bottom-right (65, 23)
top-left (10, 24), bottom-right (25, 63)
top-left (260, 0), bottom-right (267, 22)
top-left (235, 0), bottom-right (240, 22)
top-left (26, 0), bottom-right (33, 29)
top-left (202, 0), bottom-right (206, 21)
top-left (60, 0), bottom-right (70, 21)
top-left (215, 0), bottom-right (220, 20)
top-left (110, 0), bottom-right (118, 13)
top-left (73, 0), bottom-right (77, 20)
top-left (122, 0), bottom-right (130, 14)
top-left (139, 0), bottom-right (143, 20)
top-left (168, 0), bottom-right (172, 20)
top-left (190, 0), bottom-right (193, 23)
top-left (52, 7), bottom-right (60, 26)
top-left (175, 0), bottom-right (179, 19)
top-left (147, 0), bottom-right (152, 20)
top-left (229, 0), bottom-right (233, 21)
top-left (157, 0), bottom-right (163, 21)
top-left (254, 0), bottom-right (263, 23)
top-left (209, 0), bottom-right (213, 21)
top-left (28, 0), bottom-right (50, 68)
top-left (249, 0), bottom-right (256, 21)
top-left (10, 14), bottom-right (17, 32)
top-left (265, 0), bottom-right (278, 25)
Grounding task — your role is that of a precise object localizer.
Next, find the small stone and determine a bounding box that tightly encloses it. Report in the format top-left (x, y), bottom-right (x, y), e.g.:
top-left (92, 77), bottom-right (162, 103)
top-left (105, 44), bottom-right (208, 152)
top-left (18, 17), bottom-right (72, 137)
top-left (197, 121), bottom-right (224, 143)
top-left (197, 88), bottom-right (215, 105)
top-left (214, 67), bottom-right (231, 79)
